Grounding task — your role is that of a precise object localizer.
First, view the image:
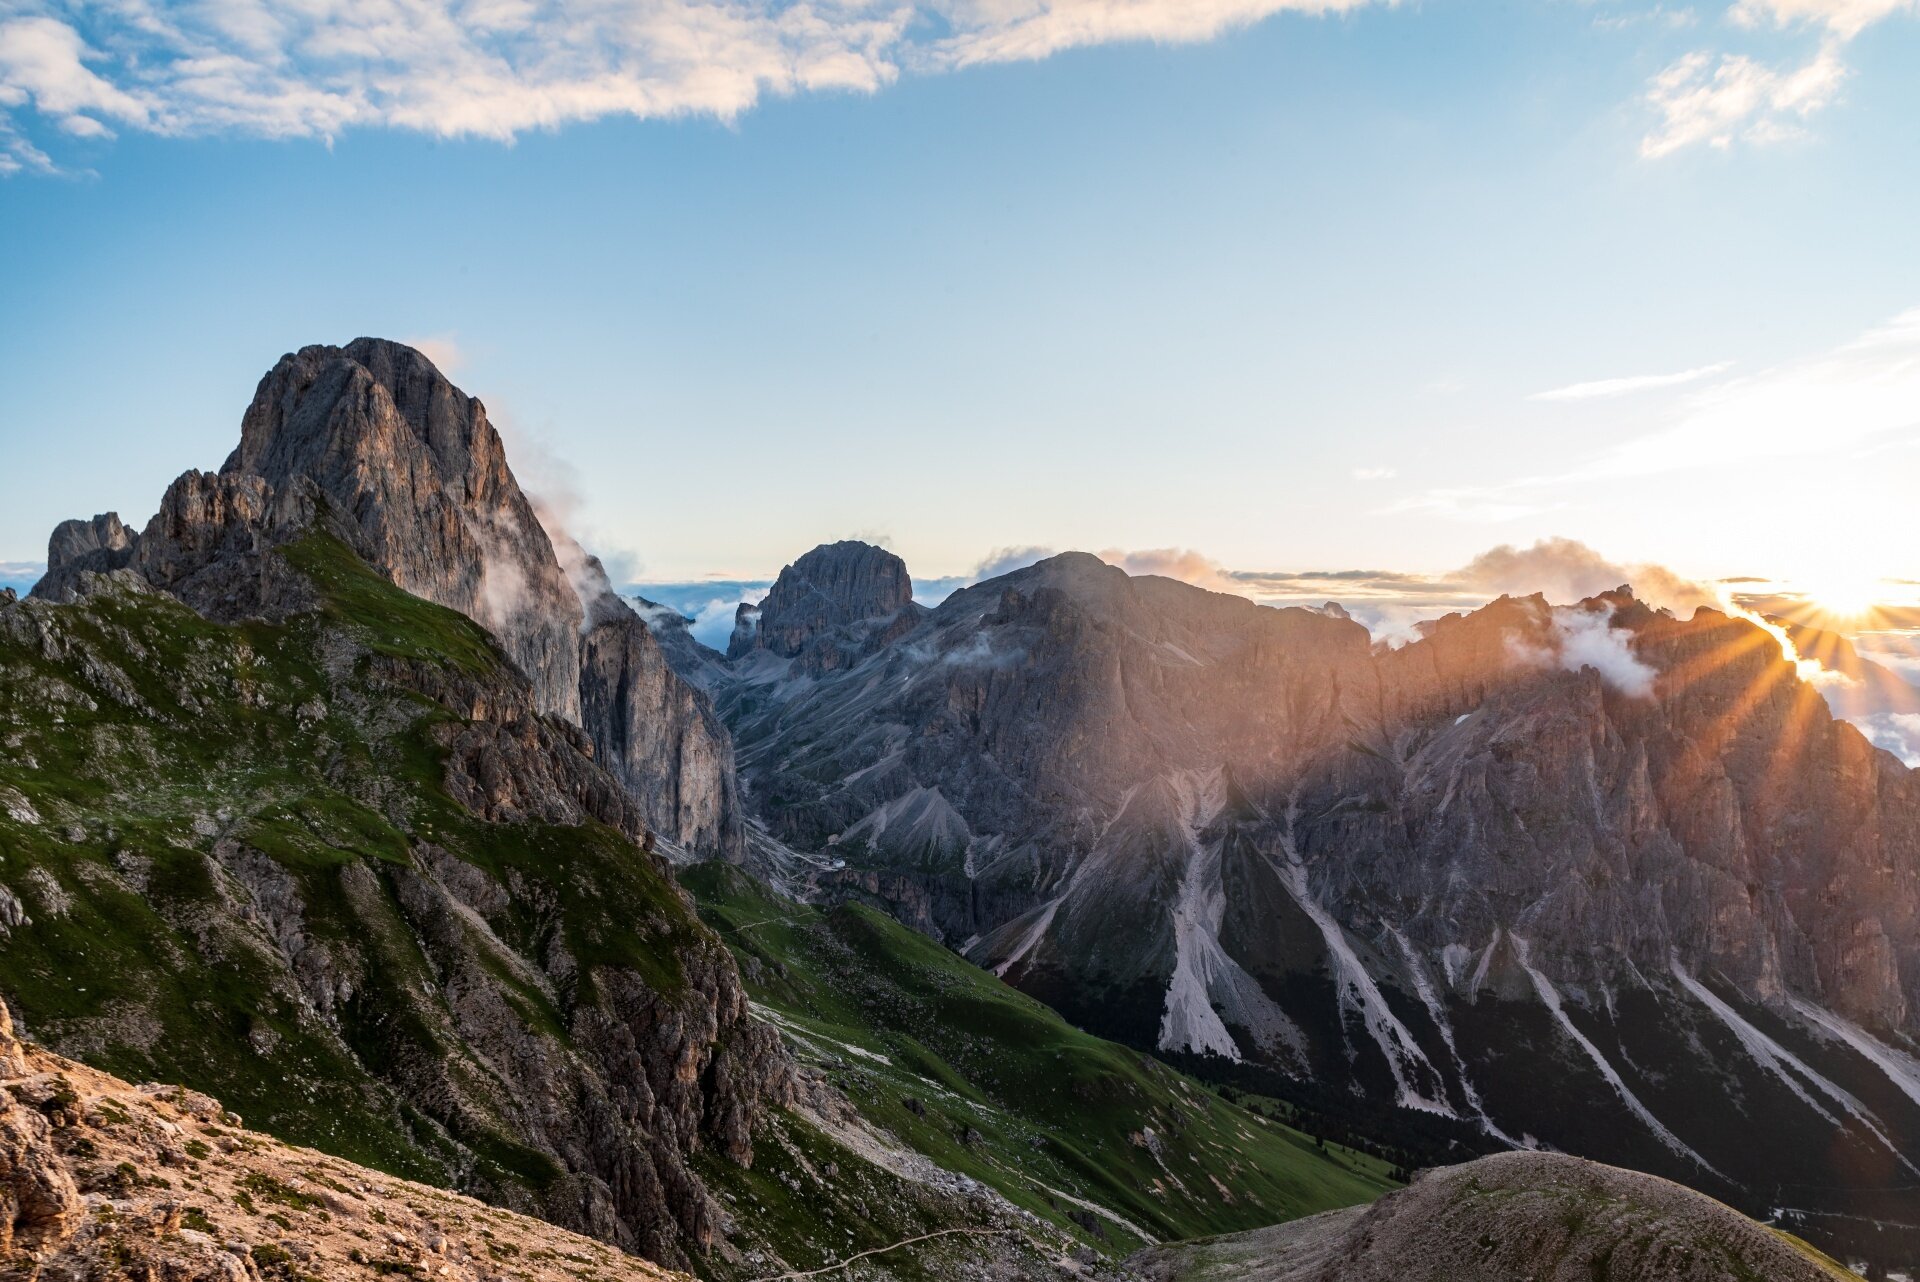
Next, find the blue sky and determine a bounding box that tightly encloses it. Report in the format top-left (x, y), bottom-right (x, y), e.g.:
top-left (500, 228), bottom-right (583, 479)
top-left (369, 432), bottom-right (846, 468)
top-left (4, 0), bottom-right (1919, 614)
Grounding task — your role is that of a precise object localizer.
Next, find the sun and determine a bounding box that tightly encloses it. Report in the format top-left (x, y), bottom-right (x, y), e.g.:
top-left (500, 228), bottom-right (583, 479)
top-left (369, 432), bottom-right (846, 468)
top-left (1798, 570), bottom-right (1883, 623)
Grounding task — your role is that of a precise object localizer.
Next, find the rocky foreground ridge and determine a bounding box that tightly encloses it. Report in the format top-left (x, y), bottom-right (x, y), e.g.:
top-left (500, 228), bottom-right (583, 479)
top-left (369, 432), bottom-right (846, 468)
top-left (0, 1001), bottom-right (688, 1282)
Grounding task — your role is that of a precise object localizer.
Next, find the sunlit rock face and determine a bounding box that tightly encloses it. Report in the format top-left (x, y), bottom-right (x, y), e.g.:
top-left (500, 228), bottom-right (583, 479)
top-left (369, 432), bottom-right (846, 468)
top-left (215, 338), bottom-right (586, 720)
top-left (714, 548), bottom-right (1920, 1218)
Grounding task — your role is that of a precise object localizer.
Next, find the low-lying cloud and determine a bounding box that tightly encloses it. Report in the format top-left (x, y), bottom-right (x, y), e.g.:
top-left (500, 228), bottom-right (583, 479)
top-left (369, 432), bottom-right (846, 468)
top-left (0, 560), bottom-right (45, 593)
top-left (910, 535), bottom-right (1720, 651)
top-left (1545, 604), bottom-right (1660, 697)
top-left (626, 581), bottom-right (772, 648)
top-left (1453, 537), bottom-right (1719, 615)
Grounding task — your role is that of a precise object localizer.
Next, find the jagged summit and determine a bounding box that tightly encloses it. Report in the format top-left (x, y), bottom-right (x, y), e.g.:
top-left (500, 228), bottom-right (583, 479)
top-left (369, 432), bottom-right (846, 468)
top-left (35, 338), bottom-right (583, 717)
top-left (220, 338), bottom-right (585, 718)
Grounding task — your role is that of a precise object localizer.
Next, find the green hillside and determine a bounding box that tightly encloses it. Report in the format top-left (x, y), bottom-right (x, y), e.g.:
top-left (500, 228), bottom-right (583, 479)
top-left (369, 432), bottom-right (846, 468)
top-left (682, 860), bottom-right (1395, 1255)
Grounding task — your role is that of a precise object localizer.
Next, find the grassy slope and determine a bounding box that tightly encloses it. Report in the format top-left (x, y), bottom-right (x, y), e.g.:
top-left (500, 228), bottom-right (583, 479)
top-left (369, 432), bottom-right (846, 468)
top-left (0, 539), bottom-right (704, 1194)
top-left (681, 861), bottom-right (1394, 1258)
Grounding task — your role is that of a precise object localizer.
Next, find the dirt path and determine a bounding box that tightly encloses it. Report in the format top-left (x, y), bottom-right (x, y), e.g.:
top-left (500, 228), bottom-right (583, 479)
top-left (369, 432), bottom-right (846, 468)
top-left (742, 1226), bottom-right (1029, 1281)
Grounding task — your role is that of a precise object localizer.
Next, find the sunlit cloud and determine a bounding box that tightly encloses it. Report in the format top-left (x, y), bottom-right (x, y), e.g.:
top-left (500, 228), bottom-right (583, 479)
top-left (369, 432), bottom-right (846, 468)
top-left (403, 333), bottom-right (467, 376)
top-left (0, 0), bottom-right (1387, 173)
top-left (1452, 537), bottom-right (1719, 613)
top-left (1099, 546), bottom-right (1236, 591)
top-left (1640, 43), bottom-right (1845, 158)
top-left (1639, 0), bottom-right (1915, 158)
top-left (1351, 466), bottom-right (1397, 480)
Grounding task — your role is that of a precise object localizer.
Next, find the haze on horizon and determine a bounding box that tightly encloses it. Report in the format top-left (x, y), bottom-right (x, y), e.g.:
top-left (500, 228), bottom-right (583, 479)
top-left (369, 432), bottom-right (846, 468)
top-left (3, 0), bottom-right (1919, 629)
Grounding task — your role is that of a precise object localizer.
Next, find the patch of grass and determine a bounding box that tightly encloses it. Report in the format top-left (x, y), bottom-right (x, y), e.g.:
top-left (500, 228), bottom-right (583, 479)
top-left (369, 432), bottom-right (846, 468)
top-left (278, 535), bottom-right (499, 676)
top-left (240, 1172), bottom-right (324, 1212)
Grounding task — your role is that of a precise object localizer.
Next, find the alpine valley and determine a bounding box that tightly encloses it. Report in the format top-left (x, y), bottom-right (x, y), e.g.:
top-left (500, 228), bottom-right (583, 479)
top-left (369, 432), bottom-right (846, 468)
top-left (1, 340), bottom-right (1911, 1281)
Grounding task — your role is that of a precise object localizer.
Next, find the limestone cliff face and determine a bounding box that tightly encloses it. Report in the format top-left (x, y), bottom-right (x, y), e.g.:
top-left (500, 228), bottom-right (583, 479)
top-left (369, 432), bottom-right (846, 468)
top-left (716, 551), bottom-right (1920, 1214)
top-left (581, 595), bottom-right (745, 861)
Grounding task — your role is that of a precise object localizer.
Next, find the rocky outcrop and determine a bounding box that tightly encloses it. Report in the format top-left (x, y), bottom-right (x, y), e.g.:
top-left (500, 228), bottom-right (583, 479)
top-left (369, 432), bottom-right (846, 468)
top-left (0, 1003), bottom-right (83, 1261)
top-left (27, 513), bottom-right (137, 603)
top-left (0, 1005), bottom-right (690, 1282)
top-left (132, 470), bottom-right (328, 620)
top-left (1125, 1151), bottom-right (1847, 1282)
top-left (726, 541), bottom-right (921, 673)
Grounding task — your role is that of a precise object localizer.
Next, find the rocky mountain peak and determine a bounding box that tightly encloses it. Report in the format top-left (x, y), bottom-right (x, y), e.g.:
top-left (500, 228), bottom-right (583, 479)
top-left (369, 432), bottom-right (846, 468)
top-left (223, 337), bottom-right (506, 514)
top-left (729, 539), bottom-right (914, 661)
top-left (29, 340), bottom-right (748, 858)
top-left (142, 339), bottom-right (585, 718)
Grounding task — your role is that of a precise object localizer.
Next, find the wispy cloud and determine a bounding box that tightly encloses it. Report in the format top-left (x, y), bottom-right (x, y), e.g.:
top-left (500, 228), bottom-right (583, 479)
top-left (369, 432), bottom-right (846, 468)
top-left (1528, 361), bottom-right (1733, 402)
top-left (1579, 306), bottom-right (1920, 478)
top-left (1378, 486), bottom-right (1558, 524)
top-left (1730, 0), bottom-right (1918, 40)
top-left (1351, 465), bottom-right (1397, 480)
top-left (0, 0), bottom-right (1385, 174)
top-left (1391, 305), bottom-right (1920, 530)
top-left (1639, 0), bottom-right (1914, 158)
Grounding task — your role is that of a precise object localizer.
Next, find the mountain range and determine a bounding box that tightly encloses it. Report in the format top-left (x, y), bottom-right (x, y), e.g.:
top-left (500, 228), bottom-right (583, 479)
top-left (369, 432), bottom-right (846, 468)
top-left (5, 338), bottom-right (1917, 1279)
top-left (697, 536), bottom-right (1920, 1239)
